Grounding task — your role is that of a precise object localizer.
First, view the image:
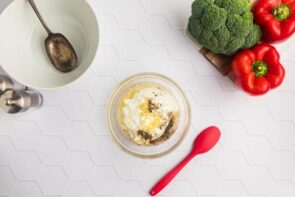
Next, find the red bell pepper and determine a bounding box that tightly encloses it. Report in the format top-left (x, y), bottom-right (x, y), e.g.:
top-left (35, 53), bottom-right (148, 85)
top-left (232, 43), bottom-right (285, 95)
top-left (253, 0), bottom-right (295, 43)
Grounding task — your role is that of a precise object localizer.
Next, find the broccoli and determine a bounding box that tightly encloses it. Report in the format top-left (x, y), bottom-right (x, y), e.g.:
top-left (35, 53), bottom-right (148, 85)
top-left (188, 0), bottom-right (262, 56)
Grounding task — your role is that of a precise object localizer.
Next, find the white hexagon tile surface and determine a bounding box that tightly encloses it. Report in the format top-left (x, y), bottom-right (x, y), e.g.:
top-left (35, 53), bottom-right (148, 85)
top-left (1, 0), bottom-right (295, 197)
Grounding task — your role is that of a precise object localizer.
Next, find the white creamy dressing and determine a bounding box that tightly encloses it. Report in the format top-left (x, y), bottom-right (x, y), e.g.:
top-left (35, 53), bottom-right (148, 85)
top-left (120, 86), bottom-right (179, 144)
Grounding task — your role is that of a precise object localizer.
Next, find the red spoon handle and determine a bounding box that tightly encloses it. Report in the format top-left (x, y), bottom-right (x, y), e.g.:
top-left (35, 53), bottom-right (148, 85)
top-left (149, 152), bottom-right (196, 196)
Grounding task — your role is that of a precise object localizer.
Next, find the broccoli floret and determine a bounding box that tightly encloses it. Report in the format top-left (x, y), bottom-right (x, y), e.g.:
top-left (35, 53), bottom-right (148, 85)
top-left (199, 30), bottom-right (219, 52)
top-left (192, 0), bottom-right (213, 17)
top-left (215, 0), bottom-right (250, 15)
top-left (201, 5), bottom-right (227, 31)
top-left (188, 0), bottom-right (261, 55)
top-left (227, 12), bottom-right (253, 38)
top-left (243, 24), bottom-right (262, 49)
top-left (224, 37), bottom-right (244, 55)
top-left (214, 25), bottom-right (231, 50)
top-left (188, 16), bottom-right (202, 38)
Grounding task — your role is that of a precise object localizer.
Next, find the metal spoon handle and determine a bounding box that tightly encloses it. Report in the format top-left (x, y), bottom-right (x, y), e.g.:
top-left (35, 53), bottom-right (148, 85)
top-left (28, 0), bottom-right (52, 34)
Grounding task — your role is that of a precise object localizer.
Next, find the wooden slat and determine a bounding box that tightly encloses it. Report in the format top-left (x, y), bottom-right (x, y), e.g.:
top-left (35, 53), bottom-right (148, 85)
top-left (199, 48), bottom-right (232, 76)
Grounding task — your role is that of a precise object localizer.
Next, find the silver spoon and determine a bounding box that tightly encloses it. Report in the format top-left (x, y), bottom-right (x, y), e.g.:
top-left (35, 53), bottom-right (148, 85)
top-left (28, 0), bottom-right (78, 73)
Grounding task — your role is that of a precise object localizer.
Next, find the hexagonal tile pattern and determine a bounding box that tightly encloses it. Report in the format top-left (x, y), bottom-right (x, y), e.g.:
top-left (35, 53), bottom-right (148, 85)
top-left (114, 0), bottom-right (145, 29)
top-left (216, 73), bottom-right (239, 91)
top-left (161, 180), bottom-right (197, 197)
top-left (98, 15), bottom-right (121, 45)
top-left (0, 167), bottom-right (16, 195)
top-left (62, 91), bottom-right (94, 120)
top-left (114, 181), bottom-right (146, 197)
top-left (64, 182), bottom-right (95, 197)
top-left (175, 160), bottom-right (197, 181)
top-left (242, 106), bottom-right (274, 134)
top-left (269, 122), bottom-right (295, 152)
top-left (144, 150), bottom-right (188, 169)
top-left (0, 137), bottom-right (16, 165)
top-left (247, 91), bottom-right (295, 120)
top-left (11, 182), bottom-right (43, 197)
top-left (218, 181), bottom-right (248, 197)
top-left (114, 30), bottom-right (145, 59)
top-left (216, 92), bottom-right (249, 120)
top-left (243, 136), bottom-right (273, 165)
top-left (164, 61), bottom-right (199, 90)
top-left (1, 0), bottom-right (295, 196)
top-left (197, 144), bottom-right (222, 166)
top-left (280, 60), bottom-right (295, 92)
top-left (63, 152), bottom-right (95, 180)
top-left (162, 0), bottom-right (192, 30)
top-left (268, 180), bottom-right (295, 197)
top-left (89, 166), bottom-right (120, 195)
top-left (243, 166), bottom-right (274, 194)
top-left (267, 151), bottom-right (295, 180)
top-left (88, 136), bottom-right (119, 165)
top-left (87, 106), bottom-right (108, 135)
top-left (217, 151), bottom-right (248, 180)
top-left (0, 110), bottom-right (17, 134)
top-left (191, 165), bottom-right (222, 195)
top-left (114, 60), bottom-right (145, 81)
top-left (14, 110), bottom-right (39, 121)
top-left (35, 136), bottom-right (68, 165)
top-left (63, 121), bottom-right (95, 150)
top-left (11, 152), bottom-right (43, 180)
top-left (68, 70), bottom-right (96, 91)
top-left (36, 106), bottom-right (68, 135)
top-left (137, 165), bottom-right (166, 192)
top-left (140, 0), bottom-right (170, 14)
top-left (9, 121), bottom-right (42, 151)
top-left (87, 76), bottom-right (117, 105)
top-left (176, 128), bottom-right (198, 152)
top-left (89, 76), bottom-right (116, 105)
top-left (37, 167), bottom-right (69, 195)
top-left (39, 89), bottom-right (68, 106)
top-left (140, 45), bottom-right (173, 73)
top-left (192, 76), bottom-right (225, 105)
top-left (192, 106), bottom-right (223, 130)
top-left (140, 15), bottom-right (173, 44)
top-left (92, 46), bottom-right (121, 75)
top-left (114, 152), bottom-right (146, 180)
top-left (89, 0), bottom-right (117, 14)
top-left (220, 122), bottom-right (248, 150)
top-left (166, 31), bottom-right (198, 60)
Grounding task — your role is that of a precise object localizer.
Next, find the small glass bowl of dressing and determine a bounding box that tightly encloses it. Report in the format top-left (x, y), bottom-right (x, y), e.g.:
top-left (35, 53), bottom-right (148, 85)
top-left (107, 73), bottom-right (191, 158)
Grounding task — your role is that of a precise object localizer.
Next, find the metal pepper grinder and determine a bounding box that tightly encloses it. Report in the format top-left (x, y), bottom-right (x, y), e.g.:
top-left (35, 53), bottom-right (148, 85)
top-left (0, 89), bottom-right (43, 114)
top-left (0, 75), bottom-right (14, 95)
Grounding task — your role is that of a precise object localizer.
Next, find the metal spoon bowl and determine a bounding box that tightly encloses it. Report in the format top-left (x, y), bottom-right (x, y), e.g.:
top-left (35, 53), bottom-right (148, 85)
top-left (28, 0), bottom-right (78, 73)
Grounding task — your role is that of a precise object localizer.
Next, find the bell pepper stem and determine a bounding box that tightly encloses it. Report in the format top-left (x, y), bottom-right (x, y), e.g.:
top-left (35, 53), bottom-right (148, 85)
top-left (252, 61), bottom-right (268, 77)
top-left (273, 4), bottom-right (291, 22)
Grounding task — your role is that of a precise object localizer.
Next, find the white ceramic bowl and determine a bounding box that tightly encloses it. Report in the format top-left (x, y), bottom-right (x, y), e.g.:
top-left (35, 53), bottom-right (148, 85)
top-left (0, 0), bottom-right (99, 89)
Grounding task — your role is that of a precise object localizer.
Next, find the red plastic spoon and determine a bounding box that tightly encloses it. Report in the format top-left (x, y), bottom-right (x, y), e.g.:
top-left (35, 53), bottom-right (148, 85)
top-left (149, 126), bottom-right (221, 196)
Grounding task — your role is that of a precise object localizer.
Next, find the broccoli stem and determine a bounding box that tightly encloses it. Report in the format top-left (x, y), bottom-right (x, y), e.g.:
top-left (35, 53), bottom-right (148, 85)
top-left (273, 4), bottom-right (291, 22)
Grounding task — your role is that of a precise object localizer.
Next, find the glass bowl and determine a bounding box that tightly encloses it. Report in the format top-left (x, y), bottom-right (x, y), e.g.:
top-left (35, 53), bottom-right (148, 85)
top-left (107, 73), bottom-right (191, 158)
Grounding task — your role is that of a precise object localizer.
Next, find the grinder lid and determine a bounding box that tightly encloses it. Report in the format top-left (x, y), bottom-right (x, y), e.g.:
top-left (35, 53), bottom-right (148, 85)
top-left (0, 75), bottom-right (14, 95)
top-left (0, 90), bottom-right (25, 114)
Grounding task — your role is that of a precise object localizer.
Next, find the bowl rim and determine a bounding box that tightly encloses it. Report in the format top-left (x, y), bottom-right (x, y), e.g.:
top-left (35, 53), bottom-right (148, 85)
top-left (106, 72), bottom-right (192, 159)
top-left (0, 0), bottom-right (100, 90)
